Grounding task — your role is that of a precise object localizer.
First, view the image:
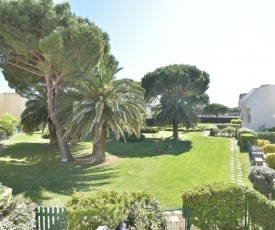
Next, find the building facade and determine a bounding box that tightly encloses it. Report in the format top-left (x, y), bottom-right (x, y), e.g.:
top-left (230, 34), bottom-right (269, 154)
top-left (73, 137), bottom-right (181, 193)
top-left (238, 84), bottom-right (275, 132)
top-left (0, 93), bottom-right (27, 122)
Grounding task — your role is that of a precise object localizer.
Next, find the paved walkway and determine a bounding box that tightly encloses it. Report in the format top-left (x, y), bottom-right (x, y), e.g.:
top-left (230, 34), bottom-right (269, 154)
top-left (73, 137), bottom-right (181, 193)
top-left (230, 139), bottom-right (244, 185)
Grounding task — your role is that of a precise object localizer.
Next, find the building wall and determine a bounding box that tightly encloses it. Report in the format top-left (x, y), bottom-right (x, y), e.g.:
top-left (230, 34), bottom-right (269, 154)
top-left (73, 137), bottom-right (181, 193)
top-left (0, 93), bottom-right (27, 122)
top-left (241, 85), bottom-right (275, 131)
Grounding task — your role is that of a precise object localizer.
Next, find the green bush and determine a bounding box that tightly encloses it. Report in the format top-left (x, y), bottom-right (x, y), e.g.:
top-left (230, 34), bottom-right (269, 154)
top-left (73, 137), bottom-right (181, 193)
top-left (119, 133), bottom-right (145, 142)
top-left (268, 127), bottom-right (275, 132)
top-left (0, 195), bottom-right (36, 229)
top-left (41, 130), bottom-right (50, 139)
top-left (256, 139), bottom-right (270, 147)
top-left (182, 183), bottom-right (245, 230)
top-left (237, 127), bottom-right (256, 143)
top-left (209, 126), bottom-right (220, 136)
top-left (67, 190), bottom-right (167, 230)
top-left (182, 182), bottom-right (275, 230)
top-left (266, 153), bottom-right (275, 170)
top-left (257, 132), bottom-right (275, 144)
top-left (217, 124), bottom-right (241, 129)
top-left (239, 133), bottom-right (257, 150)
top-left (248, 166), bottom-right (275, 198)
top-left (0, 113), bottom-right (18, 136)
top-left (221, 126), bottom-right (236, 137)
top-left (231, 118), bottom-right (242, 124)
top-left (262, 144), bottom-right (275, 155)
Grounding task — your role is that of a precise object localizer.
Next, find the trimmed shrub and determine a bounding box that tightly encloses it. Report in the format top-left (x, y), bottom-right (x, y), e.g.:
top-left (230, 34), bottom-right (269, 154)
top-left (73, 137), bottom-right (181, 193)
top-left (257, 132), bottom-right (275, 144)
top-left (262, 144), bottom-right (275, 155)
top-left (182, 183), bottom-right (245, 230)
top-left (209, 126), bottom-right (220, 136)
top-left (217, 124), bottom-right (241, 129)
top-left (41, 130), bottom-right (50, 139)
top-left (231, 118), bottom-right (242, 124)
top-left (266, 153), bottom-right (275, 170)
top-left (67, 190), bottom-right (167, 230)
top-left (257, 139), bottom-right (270, 147)
top-left (239, 133), bottom-right (257, 150)
top-left (248, 166), bottom-right (275, 198)
top-left (182, 182), bottom-right (275, 230)
top-left (237, 128), bottom-right (256, 142)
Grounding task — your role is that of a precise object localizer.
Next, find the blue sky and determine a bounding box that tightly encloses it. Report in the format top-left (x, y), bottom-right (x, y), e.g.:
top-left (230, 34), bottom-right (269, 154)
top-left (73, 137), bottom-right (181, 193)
top-left (1, 0), bottom-right (275, 108)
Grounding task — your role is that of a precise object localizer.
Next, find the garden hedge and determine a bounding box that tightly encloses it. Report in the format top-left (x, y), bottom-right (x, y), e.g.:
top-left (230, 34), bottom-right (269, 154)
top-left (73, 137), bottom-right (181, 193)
top-left (257, 132), bottom-right (275, 144)
top-left (239, 133), bottom-right (257, 150)
top-left (182, 182), bottom-right (275, 230)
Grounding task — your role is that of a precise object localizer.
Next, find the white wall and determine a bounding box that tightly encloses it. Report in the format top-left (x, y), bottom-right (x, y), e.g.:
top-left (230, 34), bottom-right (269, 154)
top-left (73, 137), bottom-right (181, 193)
top-left (0, 93), bottom-right (27, 122)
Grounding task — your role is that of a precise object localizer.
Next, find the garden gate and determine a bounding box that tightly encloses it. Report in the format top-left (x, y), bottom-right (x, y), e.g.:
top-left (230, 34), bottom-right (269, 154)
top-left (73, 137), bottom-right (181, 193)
top-left (35, 206), bottom-right (68, 230)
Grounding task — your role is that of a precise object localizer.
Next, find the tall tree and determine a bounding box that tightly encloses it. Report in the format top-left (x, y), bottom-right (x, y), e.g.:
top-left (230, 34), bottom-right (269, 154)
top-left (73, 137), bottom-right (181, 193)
top-left (20, 87), bottom-right (57, 144)
top-left (141, 64), bottom-right (210, 139)
top-left (0, 0), bottom-right (109, 161)
top-left (203, 103), bottom-right (229, 117)
top-left (56, 55), bottom-right (146, 163)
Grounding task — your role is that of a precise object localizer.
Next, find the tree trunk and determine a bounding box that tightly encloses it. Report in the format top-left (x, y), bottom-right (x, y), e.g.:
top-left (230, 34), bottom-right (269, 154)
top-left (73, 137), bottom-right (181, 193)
top-left (48, 123), bottom-right (58, 145)
top-left (91, 123), bottom-right (107, 163)
top-left (45, 75), bottom-right (74, 162)
top-left (172, 119), bottom-right (179, 140)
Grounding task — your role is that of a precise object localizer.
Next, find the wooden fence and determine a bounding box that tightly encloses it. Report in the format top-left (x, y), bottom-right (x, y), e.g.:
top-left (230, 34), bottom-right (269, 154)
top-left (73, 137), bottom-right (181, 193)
top-left (35, 206), bottom-right (68, 230)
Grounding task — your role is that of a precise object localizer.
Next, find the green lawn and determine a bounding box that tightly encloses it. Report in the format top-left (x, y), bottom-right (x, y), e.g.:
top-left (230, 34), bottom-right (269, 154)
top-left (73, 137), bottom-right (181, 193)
top-left (0, 131), bottom-right (250, 210)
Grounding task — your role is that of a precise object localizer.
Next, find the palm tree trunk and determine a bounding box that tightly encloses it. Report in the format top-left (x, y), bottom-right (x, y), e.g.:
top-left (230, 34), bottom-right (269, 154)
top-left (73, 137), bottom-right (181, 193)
top-left (172, 118), bottom-right (179, 140)
top-left (45, 75), bottom-right (74, 162)
top-left (91, 122), bottom-right (107, 163)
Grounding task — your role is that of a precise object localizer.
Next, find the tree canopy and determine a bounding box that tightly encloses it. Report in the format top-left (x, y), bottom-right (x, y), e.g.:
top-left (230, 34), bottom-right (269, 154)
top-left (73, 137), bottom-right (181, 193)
top-left (141, 64), bottom-right (210, 139)
top-left (56, 55), bottom-right (146, 163)
top-left (0, 0), bottom-right (109, 161)
top-left (203, 103), bottom-right (229, 117)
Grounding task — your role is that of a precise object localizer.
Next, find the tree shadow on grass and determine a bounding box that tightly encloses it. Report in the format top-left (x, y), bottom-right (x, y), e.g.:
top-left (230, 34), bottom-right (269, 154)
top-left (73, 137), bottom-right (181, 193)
top-left (105, 133), bottom-right (192, 158)
top-left (0, 142), bottom-right (117, 204)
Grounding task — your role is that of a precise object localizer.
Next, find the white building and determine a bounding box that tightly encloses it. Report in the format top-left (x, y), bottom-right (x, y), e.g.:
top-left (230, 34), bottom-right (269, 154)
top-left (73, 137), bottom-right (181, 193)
top-left (238, 84), bottom-right (275, 132)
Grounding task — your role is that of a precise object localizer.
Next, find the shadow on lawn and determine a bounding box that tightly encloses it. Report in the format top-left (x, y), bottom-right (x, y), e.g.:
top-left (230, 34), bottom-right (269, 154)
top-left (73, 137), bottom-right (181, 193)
top-left (105, 134), bottom-right (192, 158)
top-left (0, 142), bottom-right (117, 204)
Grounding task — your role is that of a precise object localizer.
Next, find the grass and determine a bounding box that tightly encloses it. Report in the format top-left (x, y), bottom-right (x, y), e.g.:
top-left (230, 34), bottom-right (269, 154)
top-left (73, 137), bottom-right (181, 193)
top-left (0, 131), bottom-right (251, 210)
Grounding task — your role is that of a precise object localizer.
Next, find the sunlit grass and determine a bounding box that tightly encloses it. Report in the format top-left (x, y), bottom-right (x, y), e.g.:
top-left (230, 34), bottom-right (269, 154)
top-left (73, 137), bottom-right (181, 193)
top-left (0, 131), bottom-right (250, 209)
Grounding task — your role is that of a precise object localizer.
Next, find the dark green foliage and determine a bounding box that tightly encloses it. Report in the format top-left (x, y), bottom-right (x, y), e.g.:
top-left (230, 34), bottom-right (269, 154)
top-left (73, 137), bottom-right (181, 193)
top-left (66, 190), bottom-right (167, 230)
top-left (268, 127), bottom-right (275, 132)
top-left (248, 166), bottom-right (275, 198)
top-left (203, 103), bottom-right (229, 117)
top-left (257, 132), bottom-right (275, 144)
top-left (182, 183), bottom-right (245, 230)
top-left (239, 133), bottom-right (258, 150)
top-left (141, 127), bottom-right (159, 133)
top-left (119, 133), bottom-right (145, 142)
top-left (0, 195), bottom-right (36, 229)
top-left (141, 64), bottom-right (210, 139)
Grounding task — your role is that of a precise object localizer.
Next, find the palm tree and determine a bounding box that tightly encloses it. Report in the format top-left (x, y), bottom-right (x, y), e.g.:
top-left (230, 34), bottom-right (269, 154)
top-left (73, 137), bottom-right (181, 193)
top-left (154, 92), bottom-right (200, 140)
top-left (56, 55), bottom-right (146, 163)
top-left (20, 88), bottom-right (58, 144)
